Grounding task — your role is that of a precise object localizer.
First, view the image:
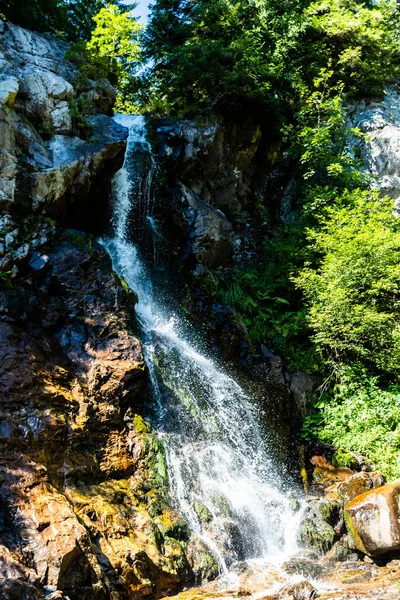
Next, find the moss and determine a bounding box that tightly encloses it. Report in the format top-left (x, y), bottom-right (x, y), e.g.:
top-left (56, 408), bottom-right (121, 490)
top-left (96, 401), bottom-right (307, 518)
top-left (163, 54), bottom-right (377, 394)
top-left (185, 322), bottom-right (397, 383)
top-left (192, 500), bottom-right (212, 523)
top-left (192, 551), bottom-right (219, 581)
top-left (209, 493), bottom-right (232, 518)
top-left (344, 510), bottom-right (368, 555)
top-left (332, 449), bottom-right (359, 471)
top-left (65, 230), bottom-right (93, 253)
top-left (164, 520), bottom-right (190, 542)
top-left (298, 500), bottom-right (339, 554)
top-left (133, 414), bottom-right (150, 434)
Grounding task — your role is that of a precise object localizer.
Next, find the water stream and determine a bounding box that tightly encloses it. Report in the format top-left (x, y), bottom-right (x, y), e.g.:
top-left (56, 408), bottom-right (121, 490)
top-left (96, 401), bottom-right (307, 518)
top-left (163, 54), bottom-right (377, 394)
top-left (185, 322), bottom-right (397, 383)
top-left (101, 114), bottom-right (302, 579)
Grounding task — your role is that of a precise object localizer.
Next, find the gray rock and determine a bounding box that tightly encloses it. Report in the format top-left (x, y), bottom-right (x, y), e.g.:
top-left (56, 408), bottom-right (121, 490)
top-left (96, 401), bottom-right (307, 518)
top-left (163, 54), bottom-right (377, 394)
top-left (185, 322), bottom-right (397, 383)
top-left (178, 182), bottom-right (233, 268)
top-left (0, 21), bottom-right (125, 218)
top-left (13, 243), bottom-right (30, 263)
top-left (28, 253), bottom-right (49, 272)
top-left (0, 76), bottom-right (19, 106)
top-left (287, 371), bottom-right (317, 417)
top-left (348, 89), bottom-right (400, 202)
top-left (278, 580), bottom-right (316, 600)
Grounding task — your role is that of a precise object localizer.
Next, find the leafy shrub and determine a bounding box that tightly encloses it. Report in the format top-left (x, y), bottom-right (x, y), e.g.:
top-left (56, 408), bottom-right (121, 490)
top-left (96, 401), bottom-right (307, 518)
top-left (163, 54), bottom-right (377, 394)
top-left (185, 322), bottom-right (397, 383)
top-left (302, 368), bottom-right (400, 480)
top-left (295, 191), bottom-right (400, 377)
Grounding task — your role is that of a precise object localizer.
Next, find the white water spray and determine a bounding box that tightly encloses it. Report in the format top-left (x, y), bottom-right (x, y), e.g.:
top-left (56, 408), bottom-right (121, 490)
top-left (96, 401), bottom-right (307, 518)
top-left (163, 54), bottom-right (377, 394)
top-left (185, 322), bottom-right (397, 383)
top-left (101, 114), bottom-right (303, 577)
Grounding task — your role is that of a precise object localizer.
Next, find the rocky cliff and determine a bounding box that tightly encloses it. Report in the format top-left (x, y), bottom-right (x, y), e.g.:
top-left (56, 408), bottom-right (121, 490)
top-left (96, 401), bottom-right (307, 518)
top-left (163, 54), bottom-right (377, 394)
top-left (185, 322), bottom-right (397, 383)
top-left (0, 21), bottom-right (126, 229)
top-left (0, 21), bottom-right (198, 600)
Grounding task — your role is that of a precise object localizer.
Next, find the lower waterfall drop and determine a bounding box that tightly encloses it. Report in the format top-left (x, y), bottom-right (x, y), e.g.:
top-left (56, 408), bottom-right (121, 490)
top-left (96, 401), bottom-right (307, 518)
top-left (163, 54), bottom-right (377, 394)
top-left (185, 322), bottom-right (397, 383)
top-left (101, 114), bottom-right (303, 578)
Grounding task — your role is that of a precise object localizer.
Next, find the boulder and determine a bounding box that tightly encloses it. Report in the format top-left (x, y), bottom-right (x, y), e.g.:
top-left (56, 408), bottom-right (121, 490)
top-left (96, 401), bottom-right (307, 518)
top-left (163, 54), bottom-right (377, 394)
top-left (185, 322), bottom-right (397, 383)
top-left (338, 472), bottom-right (386, 506)
top-left (344, 479), bottom-right (400, 556)
top-left (298, 498), bottom-right (340, 554)
top-left (277, 580), bottom-right (316, 600)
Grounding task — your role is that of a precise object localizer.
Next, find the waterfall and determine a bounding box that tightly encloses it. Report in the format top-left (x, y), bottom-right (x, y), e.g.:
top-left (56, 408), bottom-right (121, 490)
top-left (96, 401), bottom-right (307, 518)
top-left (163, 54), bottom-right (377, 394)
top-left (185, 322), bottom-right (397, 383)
top-left (101, 114), bottom-right (302, 578)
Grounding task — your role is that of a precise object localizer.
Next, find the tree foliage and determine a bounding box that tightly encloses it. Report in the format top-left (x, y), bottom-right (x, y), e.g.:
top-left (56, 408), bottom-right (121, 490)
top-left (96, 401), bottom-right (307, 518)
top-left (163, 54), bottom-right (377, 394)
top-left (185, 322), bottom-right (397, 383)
top-left (296, 190), bottom-right (400, 376)
top-left (0, 0), bottom-right (135, 41)
top-left (143, 0), bottom-right (400, 114)
top-left (85, 5), bottom-right (142, 110)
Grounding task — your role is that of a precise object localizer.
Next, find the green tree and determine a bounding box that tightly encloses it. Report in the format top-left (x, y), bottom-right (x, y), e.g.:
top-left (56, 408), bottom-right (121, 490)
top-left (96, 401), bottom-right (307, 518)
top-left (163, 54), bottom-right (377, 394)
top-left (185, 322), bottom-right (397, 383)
top-left (295, 190), bottom-right (400, 376)
top-left (86, 4), bottom-right (142, 111)
top-left (143, 0), bottom-right (400, 115)
top-left (65, 0), bottom-right (136, 41)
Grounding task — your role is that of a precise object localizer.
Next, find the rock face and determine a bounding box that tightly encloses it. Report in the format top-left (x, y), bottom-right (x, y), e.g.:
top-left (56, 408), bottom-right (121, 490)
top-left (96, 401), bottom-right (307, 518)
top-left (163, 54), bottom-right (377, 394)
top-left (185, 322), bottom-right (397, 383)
top-left (344, 480), bottom-right (400, 557)
top-left (349, 88), bottom-right (400, 201)
top-left (0, 20), bottom-right (196, 599)
top-left (0, 228), bottom-right (193, 599)
top-left (0, 21), bottom-right (126, 224)
top-left (177, 183), bottom-right (233, 269)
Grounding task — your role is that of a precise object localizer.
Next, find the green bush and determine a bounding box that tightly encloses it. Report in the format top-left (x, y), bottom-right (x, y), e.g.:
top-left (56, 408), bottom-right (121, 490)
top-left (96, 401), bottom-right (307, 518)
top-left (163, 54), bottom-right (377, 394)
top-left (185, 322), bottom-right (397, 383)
top-left (302, 369), bottom-right (400, 480)
top-left (295, 191), bottom-right (400, 377)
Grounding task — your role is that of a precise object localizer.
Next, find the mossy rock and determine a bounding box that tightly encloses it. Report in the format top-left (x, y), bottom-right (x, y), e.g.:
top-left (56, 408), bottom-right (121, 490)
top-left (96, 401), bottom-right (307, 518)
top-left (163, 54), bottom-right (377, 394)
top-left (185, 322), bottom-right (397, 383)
top-left (298, 499), bottom-right (339, 554)
top-left (298, 517), bottom-right (336, 554)
top-left (209, 493), bottom-right (232, 518)
top-left (192, 500), bottom-right (213, 524)
top-left (186, 538), bottom-right (220, 583)
top-left (164, 520), bottom-right (190, 542)
top-left (133, 414), bottom-right (150, 434)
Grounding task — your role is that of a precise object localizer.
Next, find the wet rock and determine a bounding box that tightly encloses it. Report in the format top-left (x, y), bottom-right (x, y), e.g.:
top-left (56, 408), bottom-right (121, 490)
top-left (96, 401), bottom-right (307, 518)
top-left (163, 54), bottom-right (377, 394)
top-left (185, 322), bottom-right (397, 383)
top-left (192, 500), bottom-right (213, 523)
top-left (344, 479), bottom-right (400, 557)
top-left (283, 556), bottom-right (324, 579)
top-left (324, 536), bottom-right (361, 562)
top-left (298, 498), bottom-right (340, 554)
top-left (277, 580), bottom-right (316, 600)
top-left (0, 236), bottom-right (192, 597)
top-left (178, 183), bottom-right (233, 269)
top-left (311, 455), bottom-right (354, 492)
top-left (185, 537), bottom-right (219, 584)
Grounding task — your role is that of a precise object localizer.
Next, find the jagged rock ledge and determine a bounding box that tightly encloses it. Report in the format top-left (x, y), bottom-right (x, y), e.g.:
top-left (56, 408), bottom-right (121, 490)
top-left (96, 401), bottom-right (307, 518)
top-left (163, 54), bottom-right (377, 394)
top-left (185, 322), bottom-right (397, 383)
top-left (0, 20), bottom-right (127, 229)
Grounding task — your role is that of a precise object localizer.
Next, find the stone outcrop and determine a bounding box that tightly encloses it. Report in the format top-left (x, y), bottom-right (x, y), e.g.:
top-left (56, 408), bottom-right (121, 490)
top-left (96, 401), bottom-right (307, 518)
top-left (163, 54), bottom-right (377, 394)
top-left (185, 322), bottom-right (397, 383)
top-left (344, 480), bottom-right (400, 557)
top-left (0, 226), bottom-right (193, 599)
top-left (0, 21), bottom-right (126, 223)
top-left (176, 183), bottom-right (233, 269)
top-left (348, 88), bottom-right (400, 201)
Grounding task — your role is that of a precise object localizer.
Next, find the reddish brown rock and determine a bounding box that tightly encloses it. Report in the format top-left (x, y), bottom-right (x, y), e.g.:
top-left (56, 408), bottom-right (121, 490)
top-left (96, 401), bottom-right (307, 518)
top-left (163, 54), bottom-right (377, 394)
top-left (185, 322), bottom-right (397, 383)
top-left (338, 472), bottom-right (386, 506)
top-left (344, 479), bottom-right (400, 557)
top-left (311, 455), bottom-right (355, 491)
top-left (0, 236), bottom-right (192, 598)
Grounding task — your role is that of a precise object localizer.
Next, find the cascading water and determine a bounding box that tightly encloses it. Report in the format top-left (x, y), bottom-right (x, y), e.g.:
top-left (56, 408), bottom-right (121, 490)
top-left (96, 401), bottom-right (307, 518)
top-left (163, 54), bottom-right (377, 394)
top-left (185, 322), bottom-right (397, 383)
top-left (101, 114), bottom-right (303, 579)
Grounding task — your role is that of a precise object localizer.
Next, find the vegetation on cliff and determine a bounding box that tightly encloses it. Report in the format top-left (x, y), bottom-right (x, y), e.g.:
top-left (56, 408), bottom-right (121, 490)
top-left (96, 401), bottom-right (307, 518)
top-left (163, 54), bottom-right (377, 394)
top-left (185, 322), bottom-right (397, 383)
top-left (143, 0), bottom-right (400, 478)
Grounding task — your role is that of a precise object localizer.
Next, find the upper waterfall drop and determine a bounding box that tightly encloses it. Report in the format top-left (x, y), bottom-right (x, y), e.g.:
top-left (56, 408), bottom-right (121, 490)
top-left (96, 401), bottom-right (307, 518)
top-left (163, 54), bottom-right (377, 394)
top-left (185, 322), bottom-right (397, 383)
top-left (101, 114), bottom-right (303, 577)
